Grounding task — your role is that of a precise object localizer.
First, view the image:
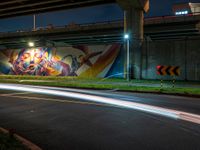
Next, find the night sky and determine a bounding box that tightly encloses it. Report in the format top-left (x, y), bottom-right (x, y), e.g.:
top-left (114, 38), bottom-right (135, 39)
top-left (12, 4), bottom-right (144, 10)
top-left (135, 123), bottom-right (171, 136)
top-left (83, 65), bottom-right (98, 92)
top-left (0, 0), bottom-right (199, 32)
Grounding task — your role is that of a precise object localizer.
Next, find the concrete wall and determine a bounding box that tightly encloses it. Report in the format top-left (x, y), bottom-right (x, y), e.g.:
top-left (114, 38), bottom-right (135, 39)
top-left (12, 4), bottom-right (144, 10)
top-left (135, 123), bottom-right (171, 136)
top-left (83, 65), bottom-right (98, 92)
top-left (0, 37), bottom-right (199, 81)
top-left (141, 38), bottom-right (200, 81)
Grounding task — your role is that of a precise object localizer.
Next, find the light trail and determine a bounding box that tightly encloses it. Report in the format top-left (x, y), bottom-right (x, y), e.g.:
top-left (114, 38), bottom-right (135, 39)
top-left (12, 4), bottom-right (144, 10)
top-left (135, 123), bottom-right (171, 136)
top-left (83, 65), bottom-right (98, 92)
top-left (0, 84), bottom-right (200, 125)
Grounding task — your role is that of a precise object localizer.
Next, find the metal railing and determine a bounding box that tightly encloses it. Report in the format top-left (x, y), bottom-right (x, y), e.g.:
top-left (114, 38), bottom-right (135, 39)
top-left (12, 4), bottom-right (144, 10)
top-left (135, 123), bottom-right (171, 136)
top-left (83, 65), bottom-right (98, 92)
top-left (0, 13), bottom-right (200, 34)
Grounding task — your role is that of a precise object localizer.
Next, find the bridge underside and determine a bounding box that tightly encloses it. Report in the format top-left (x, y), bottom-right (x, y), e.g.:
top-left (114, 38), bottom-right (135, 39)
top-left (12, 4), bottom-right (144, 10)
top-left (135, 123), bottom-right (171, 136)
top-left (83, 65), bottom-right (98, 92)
top-left (0, 0), bottom-right (115, 19)
top-left (0, 21), bottom-right (123, 48)
top-left (0, 14), bottom-right (199, 48)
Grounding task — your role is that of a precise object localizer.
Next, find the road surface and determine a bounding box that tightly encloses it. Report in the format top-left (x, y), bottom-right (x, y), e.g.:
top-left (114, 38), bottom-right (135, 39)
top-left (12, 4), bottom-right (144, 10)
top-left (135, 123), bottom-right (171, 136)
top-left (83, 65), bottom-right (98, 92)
top-left (0, 84), bottom-right (200, 150)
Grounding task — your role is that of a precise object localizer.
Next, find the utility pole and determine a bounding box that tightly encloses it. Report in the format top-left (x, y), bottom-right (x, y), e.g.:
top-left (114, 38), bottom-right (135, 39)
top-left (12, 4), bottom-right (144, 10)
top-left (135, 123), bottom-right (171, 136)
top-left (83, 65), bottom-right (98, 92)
top-left (33, 14), bottom-right (36, 31)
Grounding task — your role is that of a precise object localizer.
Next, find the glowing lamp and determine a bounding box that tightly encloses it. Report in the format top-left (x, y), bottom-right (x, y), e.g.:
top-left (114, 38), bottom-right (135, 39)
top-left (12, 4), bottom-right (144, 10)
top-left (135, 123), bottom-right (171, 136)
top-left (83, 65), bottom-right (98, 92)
top-left (124, 34), bottom-right (129, 39)
top-left (28, 42), bottom-right (34, 47)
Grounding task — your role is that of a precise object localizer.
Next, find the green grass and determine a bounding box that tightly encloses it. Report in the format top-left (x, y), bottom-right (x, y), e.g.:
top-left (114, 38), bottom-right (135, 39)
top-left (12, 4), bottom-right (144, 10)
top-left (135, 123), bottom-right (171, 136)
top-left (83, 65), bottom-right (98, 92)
top-left (0, 132), bottom-right (29, 150)
top-left (0, 75), bottom-right (199, 96)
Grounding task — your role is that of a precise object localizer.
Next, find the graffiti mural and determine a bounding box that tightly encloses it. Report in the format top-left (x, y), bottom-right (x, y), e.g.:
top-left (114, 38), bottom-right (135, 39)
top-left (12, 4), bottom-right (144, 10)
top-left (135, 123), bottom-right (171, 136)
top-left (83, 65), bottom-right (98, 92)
top-left (0, 44), bottom-right (123, 78)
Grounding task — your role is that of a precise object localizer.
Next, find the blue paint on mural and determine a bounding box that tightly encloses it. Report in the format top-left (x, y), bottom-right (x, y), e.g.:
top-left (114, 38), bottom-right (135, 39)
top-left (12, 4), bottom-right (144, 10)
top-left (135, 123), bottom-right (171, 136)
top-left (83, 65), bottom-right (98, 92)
top-left (106, 45), bottom-right (125, 78)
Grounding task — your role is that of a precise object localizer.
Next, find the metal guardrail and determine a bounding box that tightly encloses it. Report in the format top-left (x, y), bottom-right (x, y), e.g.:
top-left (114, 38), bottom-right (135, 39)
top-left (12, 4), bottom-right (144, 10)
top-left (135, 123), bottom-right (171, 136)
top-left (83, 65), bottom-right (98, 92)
top-left (145, 13), bottom-right (200, 24)
top-left (0, 20), bottom-right (123, 35)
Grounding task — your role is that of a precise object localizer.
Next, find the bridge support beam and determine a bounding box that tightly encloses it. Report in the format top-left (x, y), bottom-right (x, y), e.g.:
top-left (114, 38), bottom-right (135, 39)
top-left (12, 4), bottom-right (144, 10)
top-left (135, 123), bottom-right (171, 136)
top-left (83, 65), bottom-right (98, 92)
top-left (117, 0), bottom-right (149, 79)
top-left (126, 9), bottom-right (144, 79)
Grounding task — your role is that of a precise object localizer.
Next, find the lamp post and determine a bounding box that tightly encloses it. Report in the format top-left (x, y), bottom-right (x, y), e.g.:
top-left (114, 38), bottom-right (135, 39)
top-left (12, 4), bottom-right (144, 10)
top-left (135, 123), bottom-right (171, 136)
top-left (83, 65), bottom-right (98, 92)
top-left (124, 11), bottom-right (130, 81)
top-left (33, 14), bottom-right (36, 31)
top-left (124, 34), bottom-right (130, 81)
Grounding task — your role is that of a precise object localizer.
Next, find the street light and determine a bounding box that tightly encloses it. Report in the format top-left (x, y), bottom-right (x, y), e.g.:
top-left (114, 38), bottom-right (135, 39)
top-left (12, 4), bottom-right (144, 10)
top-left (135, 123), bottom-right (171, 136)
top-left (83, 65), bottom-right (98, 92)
top-left (124, 34), bottom-right (129, 39)
top-left (28, 42), bottom-right (34, 47)
top-left (124, 33), bottom-right (130, 81)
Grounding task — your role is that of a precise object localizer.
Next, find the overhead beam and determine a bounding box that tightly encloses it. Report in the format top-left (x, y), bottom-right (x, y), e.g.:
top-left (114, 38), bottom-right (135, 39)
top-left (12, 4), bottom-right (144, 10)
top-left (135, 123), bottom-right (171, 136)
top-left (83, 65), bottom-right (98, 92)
top-left (0, 0), bottom-right (67, 13)
top-left (117, 0), bottom-right (149, 12)
top-left (0, 0), bottom-right (115, 19)
top-left (0, 0), bottom-right (151, 19)
top-left (0, 0), bottom-right (29, 6)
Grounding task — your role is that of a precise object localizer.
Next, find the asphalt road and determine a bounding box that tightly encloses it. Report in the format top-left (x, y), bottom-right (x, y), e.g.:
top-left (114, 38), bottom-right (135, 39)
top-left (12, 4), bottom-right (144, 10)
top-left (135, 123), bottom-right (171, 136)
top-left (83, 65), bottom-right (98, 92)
top-left (0, 84), bottom-right (200, 150)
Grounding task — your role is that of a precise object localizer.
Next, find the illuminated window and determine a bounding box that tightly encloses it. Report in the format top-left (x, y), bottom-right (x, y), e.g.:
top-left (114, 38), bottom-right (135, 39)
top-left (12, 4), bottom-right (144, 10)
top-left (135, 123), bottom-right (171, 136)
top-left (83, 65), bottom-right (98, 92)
top-left (175, 10), bottom-right (188, 15)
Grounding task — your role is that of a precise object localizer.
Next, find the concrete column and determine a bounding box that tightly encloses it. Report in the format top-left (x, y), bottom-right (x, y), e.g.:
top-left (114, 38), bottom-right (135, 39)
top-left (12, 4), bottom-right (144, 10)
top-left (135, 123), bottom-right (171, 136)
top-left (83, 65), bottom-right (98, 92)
top-left (117, 0), bottom-right (148, 79)
top-left (126, 8), bottom-right (144, 79)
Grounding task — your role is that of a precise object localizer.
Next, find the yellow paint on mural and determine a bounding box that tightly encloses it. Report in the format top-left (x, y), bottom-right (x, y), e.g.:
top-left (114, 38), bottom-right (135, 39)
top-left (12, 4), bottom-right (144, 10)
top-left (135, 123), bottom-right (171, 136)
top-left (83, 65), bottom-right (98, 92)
top-left (79, 44), bottom-right (121, 78)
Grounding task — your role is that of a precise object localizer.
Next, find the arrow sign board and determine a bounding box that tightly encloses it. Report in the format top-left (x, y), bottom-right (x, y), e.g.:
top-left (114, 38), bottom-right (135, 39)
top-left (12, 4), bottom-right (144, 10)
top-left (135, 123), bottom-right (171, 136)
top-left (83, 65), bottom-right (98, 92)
top-left (157, 65), bottom-right (180, 76)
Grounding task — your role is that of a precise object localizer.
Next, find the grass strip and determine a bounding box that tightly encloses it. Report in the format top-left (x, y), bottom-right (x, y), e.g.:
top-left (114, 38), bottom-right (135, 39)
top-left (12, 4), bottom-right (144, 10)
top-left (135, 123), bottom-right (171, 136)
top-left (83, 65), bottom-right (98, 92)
top-left (0, 131), bottom-right (29, 150)
top-left (0, 76), bottom-right (199, 96)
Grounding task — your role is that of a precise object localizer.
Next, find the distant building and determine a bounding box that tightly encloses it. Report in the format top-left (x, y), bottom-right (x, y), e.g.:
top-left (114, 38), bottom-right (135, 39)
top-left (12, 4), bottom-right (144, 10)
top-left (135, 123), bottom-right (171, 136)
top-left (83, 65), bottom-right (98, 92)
top-left (172, 3), bottom-right (200, 16)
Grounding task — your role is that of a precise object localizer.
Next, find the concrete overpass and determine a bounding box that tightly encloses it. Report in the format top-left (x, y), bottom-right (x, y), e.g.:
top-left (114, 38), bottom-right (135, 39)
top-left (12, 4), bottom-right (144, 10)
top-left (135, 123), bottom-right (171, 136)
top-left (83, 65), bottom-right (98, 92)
top-left (0, 0), bottom-right (148, 19)
top-left (0, 14), bottom-right (199, 47)
top-left (0, 0), bottom-right (114, 19)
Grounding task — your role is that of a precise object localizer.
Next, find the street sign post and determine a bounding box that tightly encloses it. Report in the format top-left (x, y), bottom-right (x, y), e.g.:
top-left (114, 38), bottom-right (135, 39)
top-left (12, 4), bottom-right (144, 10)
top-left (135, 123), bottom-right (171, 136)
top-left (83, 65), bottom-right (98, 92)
top-left (156, 65), bottom-right (180, 88)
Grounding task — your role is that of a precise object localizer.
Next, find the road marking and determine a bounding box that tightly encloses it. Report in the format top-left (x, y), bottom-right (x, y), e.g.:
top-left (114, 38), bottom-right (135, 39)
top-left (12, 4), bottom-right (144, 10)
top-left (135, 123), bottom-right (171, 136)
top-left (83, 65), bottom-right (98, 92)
top-left (0, 95), bottom-right (113, 108)
top-left (0, 92), bottom-right (31, 97)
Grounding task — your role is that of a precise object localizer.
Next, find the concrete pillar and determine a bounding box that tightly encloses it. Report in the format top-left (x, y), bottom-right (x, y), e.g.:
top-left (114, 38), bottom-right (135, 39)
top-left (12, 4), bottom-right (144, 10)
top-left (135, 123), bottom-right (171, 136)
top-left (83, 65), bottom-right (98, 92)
top-left (117, 0), bottom-right (148, 79)
top-left (126, 8), bottom-right (144, 79)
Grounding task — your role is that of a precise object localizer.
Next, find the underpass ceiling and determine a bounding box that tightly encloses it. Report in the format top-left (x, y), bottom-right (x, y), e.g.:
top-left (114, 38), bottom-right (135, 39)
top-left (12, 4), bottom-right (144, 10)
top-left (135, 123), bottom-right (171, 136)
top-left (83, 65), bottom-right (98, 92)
top-left (0, 0), bottom-right (115, 19)
top-left (0, 1), bottom-right (199, 47)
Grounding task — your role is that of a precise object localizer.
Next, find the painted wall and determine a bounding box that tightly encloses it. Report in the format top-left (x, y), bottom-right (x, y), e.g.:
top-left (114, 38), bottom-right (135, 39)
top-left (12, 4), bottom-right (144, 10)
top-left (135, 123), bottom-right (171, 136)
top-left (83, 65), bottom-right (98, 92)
top-left (1, 39), bottom-right (199, 81)
top-left (0, 44), bottom-right (124, 78)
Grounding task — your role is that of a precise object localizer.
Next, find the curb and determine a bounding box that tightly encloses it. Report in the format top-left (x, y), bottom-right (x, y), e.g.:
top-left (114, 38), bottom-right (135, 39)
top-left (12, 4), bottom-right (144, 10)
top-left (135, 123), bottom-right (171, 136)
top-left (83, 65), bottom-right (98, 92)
top-left (0, 127), bottom-right (42, 150)
top-left (116, 89), bottom-right (200, 98)
top-left (42, 86), bottom-right (200, 98)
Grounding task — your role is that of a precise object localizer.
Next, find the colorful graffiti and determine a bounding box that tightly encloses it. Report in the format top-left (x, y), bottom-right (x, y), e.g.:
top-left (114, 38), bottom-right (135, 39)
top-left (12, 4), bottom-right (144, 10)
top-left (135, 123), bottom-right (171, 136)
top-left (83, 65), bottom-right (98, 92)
top-left (0, 44), bottom-right (123, 77)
